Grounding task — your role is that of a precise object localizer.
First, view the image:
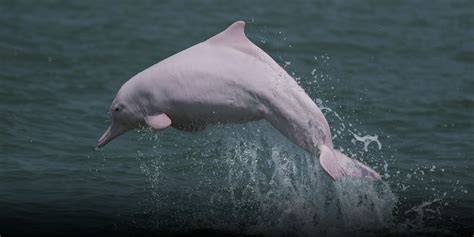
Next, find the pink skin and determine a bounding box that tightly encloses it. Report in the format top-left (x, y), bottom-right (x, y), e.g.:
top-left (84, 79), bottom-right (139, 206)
top-left (97, 21), bottom-right (380, 180)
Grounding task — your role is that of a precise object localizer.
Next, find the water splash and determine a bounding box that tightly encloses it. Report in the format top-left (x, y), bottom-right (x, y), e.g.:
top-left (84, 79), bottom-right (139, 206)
top-left (308, 54), bottom-right (464, 235)
top-left (134, 123), bottom-right (399, 236)
top-left (350, 131), bottom-right (382, 152)
top-left (131, 46), bottom-right (466, 235)
top-left (404, 196), bottom-right (444, 228)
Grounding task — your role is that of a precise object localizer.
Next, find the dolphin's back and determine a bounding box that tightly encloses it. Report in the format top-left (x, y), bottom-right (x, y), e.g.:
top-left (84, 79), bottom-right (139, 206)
top-left (136, 21), bottom-right (328, 137)
top-left (136, 22), bottom-right (295, 124)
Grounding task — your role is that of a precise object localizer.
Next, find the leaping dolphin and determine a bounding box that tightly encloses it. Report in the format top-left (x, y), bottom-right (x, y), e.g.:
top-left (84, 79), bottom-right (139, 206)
top-left (97, 21), bottom-right (380, 180)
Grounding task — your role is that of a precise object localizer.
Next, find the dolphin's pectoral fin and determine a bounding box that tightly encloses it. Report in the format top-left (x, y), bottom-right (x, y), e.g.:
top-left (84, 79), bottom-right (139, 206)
top-left (319, 145), bottom-right (381, 181)
top-left (172, 121), bottom-right (206, 132)
top-left (145, 113), bottom-right (172, 130)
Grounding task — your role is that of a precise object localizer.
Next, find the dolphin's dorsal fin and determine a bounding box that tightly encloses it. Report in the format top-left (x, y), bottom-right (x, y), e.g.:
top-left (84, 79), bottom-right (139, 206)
top-left (207, 21), bottom-right (253, 50)
top-left (207, 21), bottom-right (285, 75)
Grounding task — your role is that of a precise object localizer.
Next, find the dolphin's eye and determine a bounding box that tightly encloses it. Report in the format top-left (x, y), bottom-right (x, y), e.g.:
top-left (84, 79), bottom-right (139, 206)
top-left (114, 108), bottom-right (120, 112)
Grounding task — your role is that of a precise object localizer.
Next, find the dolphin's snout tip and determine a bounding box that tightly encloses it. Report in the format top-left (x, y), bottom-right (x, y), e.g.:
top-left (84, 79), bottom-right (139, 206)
top-left (95, 140), bottom-right (105, 149)
top-left (96, 135), bottom-right (110, 148)
top-left (95, 142), bottom-right (104, 149)
top-left (96, 126), bottom-right (112, 149)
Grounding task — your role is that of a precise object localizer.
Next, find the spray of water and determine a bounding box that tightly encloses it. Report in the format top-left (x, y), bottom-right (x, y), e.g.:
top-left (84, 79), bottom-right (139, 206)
top-left (218, 127), bottom-right (397, 236)
top-left (129, 30), bottom-right (466, 235)
top-left (133, 120), bottom-right (399, 236)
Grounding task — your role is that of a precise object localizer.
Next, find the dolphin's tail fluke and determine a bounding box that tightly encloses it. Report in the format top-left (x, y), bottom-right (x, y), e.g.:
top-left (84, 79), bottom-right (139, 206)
top-left (318, 144), bottom-right (381, 180)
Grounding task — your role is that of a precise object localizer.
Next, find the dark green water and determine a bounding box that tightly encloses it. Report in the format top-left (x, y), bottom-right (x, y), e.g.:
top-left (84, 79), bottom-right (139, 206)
top-left (1, 1), bottom-right (473, 236)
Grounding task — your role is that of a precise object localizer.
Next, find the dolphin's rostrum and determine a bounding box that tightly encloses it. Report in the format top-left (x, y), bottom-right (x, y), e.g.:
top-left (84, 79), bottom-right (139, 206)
top-left (97, 21), bottom-right (381, 180)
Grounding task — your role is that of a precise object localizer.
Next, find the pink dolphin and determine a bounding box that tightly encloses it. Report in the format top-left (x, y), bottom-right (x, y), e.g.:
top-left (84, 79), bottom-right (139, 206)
top-left (97, 21), bottom-right (380, 180)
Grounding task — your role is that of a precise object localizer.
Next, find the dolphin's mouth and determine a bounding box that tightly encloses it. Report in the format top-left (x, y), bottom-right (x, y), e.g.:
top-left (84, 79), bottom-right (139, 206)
top-left (96, 122), bottom-right (130, 148)
top-left (96, 126), bottom-right (112, 148)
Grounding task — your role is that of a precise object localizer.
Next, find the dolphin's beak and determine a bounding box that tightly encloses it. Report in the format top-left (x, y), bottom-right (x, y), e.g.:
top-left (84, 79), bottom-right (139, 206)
top-left (96, 123), bottom-right (128, 148)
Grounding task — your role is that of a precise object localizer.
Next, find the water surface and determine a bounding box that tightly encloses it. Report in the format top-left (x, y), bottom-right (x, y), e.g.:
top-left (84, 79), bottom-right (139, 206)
top-left (0, 0), bottom-right (473, 236)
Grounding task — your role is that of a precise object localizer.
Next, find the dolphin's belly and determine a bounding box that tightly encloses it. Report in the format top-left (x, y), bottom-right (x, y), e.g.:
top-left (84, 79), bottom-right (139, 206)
top-left (165, 89), bottom-right (266, 125)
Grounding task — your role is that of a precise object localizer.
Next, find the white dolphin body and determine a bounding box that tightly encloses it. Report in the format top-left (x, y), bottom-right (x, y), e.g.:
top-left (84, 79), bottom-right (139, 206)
top-left (97, 21), bottom-right (380, 180)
